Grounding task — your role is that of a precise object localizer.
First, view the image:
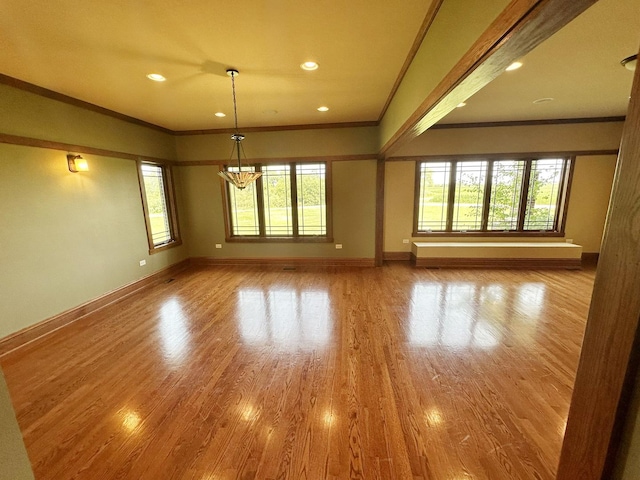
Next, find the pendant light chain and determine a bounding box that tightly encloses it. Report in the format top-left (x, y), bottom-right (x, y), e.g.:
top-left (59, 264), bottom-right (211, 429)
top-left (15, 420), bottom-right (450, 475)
top-left (230, 71), bottom-right (239, 133)
top-left (218, 69), bottom-right (262, 190)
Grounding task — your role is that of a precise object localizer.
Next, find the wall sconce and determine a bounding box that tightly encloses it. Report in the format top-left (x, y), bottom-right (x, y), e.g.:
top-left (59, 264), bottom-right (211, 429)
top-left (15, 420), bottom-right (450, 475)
top-left (67, 154), bottom-right (89, 173)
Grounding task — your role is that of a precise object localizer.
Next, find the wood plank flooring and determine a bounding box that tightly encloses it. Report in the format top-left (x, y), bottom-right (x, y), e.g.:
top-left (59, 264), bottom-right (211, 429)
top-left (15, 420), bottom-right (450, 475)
top-left (0, 263), bottom-right (595, 479)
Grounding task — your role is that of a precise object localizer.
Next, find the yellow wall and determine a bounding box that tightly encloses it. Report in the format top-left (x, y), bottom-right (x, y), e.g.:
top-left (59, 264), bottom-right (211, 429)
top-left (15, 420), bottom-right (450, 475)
top-left (379, 0), bottom-right (510, 150)
top-left (384, 123), bottom-right (621, 254)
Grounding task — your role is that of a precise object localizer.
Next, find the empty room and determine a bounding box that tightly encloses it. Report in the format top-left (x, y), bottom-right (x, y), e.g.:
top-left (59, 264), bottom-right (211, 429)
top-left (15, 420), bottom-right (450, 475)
top-left (1, 0), bottom-right (640, 479)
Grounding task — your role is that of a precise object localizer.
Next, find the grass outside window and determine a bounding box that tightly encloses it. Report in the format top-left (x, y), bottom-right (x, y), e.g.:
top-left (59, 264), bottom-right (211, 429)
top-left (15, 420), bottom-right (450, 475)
top-left (137, 161), bottom-right (181, 253)
top-left (414, 157), bottom-right (573, 237)
top-left (221, 161), bottom-right (332, 242)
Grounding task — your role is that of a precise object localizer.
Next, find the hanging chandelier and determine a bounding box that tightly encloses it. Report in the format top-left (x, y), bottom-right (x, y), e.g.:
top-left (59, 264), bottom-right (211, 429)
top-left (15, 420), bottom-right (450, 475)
top-left (218, 69), bottom-right (262, 189)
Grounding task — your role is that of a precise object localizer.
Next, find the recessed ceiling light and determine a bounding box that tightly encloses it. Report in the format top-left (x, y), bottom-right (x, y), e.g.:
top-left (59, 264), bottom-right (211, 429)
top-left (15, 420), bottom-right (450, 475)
top-left (456, 102), bottom-right (467, 108)
top-left (317, 106), bottom-right (329, 112)
top-left (146, 73), bottom-right (166, 82)
top-left (506, 61), bottom-right (523, 72)
top-left (533, 97), bottom-right (554, 104)
top-left (301, 61), bottom-right (319, 71)
top-left (214, 112), bottom-right (226, 117)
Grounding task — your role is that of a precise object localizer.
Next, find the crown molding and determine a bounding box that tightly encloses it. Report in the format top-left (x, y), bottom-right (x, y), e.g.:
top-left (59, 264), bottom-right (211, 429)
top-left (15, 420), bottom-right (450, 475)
top-left (173, 121), bottom-right (379, 136)
top-left (387, 149), bottom-right (619, 162)
top-left (431, 116), bottom-right (626, 130)
top-left (0, 73), bottom-right (173, 134)
top-left (1, 73), bottom-right (625, 140)
top-left (0, 133), bottom-right (174, 164)
top-left (0, 73), bottom-right (378, 136)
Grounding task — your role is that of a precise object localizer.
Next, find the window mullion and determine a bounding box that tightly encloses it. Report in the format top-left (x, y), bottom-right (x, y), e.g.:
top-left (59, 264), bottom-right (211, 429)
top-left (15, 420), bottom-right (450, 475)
top-left (481, 161), bottom-right (494, 231)
top-left (224, 161), bottom-right (330, 241)
top-left (161, 166), bottom-right (174, 238)
top-left (446, 161), bottom-right (457, 231)
top-left (290, 163), bottom-right (299, 237)
top-left (413, 162), bottom-right (422, 235)
top-left (255, 164), bottom-right (266, 236)
top-left (517, 160), bottom-right (533, 231)
top-left (553, 158), bottom-right (569, 230)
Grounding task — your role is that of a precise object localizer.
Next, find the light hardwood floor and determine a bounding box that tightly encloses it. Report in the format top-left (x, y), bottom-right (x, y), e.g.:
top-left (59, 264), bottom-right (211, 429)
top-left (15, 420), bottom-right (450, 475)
top-left (1, 263), bottom-right (595, 479)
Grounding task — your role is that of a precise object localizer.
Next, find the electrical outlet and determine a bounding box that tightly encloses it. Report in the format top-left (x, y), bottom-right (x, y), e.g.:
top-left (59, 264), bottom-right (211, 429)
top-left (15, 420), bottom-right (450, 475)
top-left (335, 244), bottom-right (343, 249)
top-left (215, 244), bottom-right (222, 249)
top-left (139, 260), bottom-right (146, 267)
top-left (402, 239), bottom-right (410, 244)
top-left (565, 238), bottom-right (573, 244)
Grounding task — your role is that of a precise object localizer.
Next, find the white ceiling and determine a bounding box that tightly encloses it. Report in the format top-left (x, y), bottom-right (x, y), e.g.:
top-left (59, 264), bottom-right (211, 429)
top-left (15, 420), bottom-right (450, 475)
top-left (0, 0), bottom-right (638, 132)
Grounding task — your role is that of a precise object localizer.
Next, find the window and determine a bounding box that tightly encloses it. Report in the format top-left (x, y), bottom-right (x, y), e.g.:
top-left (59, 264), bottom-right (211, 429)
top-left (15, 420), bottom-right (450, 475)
top-left (414, 157), bottom-right (572, 235)
top-left (222, 162), bottom-right (332, 241)
top-left (138, 162), bottom-right (181, 253)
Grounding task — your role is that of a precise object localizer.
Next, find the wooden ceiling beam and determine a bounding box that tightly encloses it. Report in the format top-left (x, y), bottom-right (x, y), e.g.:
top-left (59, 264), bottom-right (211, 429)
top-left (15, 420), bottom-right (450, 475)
top-left (379, 0), bottom-right (600, 158)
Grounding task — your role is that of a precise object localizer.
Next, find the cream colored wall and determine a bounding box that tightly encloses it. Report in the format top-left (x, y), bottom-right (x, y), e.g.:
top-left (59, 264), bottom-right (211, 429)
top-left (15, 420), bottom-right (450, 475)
top-left (180, 160), bottom-right (377, 259)
top-left (564, 155), bottom-right (616, 252)
top-left (383, 124), bottom-right (621, 254)
top-left (0, 83), bottom-right (186, 339)
top-left (378, 0), bottom-right (510, 149)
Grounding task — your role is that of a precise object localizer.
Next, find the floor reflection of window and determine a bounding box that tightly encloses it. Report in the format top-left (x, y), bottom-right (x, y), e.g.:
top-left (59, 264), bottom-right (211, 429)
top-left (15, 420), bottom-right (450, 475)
top-left (159, 298), bottom-right (190, 367)
top-left (409, 283), bottom-right (501, 350)
top-left (479, 284), bottom-right (506, 307)
top-left (475, 284), bottom-right (505, 349)
top-left (472, 323), bottom-right (500, 349)
top-left (270, 289), bottom-right (297, 345)
top-left (237, 290), bottom-right (268, 343)
top-left (442, 284), bottom-right (475, 347)
top-left (409, 284), bottom-right (442, 346)
top-left (236, 287), bottom-right (332, 350)
top-left (510, 282), bottom-right (546, 342)
top-left (516, 283), bottom-right (546, 320)
top-left (300, 290), bottom-right (331, 345)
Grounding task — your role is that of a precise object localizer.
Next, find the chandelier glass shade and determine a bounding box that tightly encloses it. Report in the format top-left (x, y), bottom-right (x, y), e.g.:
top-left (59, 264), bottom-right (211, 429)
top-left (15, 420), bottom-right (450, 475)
top-left (218, 69), bottom-right (262, 190)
